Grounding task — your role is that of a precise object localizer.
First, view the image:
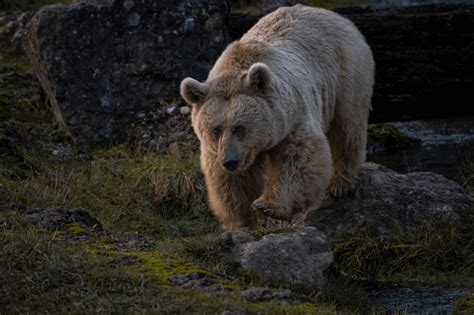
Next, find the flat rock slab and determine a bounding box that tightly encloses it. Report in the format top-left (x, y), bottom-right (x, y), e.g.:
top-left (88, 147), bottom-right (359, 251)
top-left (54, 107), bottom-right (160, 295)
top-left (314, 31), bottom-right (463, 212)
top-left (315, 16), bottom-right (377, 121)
top-left (24, 0), bottom-right (229, 145)
top-left (24, 207), bottom-right (102, 231)
top-left (0, 202), bottom-right (102, 231)
top-left (306, 162), bottom-right (474, 242)
top-left (223, 227), bottom-right (333, 291)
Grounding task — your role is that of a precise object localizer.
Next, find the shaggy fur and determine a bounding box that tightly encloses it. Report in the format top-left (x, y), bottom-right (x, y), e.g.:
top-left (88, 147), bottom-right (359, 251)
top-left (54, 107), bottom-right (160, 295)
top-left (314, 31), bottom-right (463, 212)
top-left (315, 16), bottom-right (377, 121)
top-left (180, 5), bottom-right (375, 229)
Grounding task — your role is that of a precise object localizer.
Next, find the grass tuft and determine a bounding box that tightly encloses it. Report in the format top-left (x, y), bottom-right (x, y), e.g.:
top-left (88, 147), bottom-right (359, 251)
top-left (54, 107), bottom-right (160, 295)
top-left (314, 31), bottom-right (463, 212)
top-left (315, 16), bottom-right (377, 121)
top-left (333, 220), bottom-right (474, 283)
top-left (146, 144), bottom-right (208, 218)
top-left (314, 277), bottom-right (378, 313)
top-left (179, 234), bottom-right (238, 275)
top-left (458, 156), bottom-right (474, 194)
top-left (454, 292), bottom-right (474, 315)
top-left (0, 148), bottom-right (218, 238)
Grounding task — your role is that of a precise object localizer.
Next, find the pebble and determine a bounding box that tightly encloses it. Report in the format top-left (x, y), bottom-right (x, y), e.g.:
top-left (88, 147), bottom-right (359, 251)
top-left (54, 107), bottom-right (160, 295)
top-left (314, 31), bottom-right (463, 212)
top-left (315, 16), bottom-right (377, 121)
top-left (16, 13), bottom-right (28, 25)
top-left (123, 0), bottom-right (135, 10)
top-left (167, 106), bottom-right (176, 114)
top-left (180, 106), bottom-right (191, 115)
top-left (127, 12), bottom-right (140, 27)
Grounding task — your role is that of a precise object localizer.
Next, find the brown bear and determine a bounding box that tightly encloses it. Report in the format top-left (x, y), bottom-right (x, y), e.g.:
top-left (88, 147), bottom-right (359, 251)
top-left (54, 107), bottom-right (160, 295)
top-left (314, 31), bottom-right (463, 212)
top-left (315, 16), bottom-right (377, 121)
top-left (180, 5), bottom-right (375, 229)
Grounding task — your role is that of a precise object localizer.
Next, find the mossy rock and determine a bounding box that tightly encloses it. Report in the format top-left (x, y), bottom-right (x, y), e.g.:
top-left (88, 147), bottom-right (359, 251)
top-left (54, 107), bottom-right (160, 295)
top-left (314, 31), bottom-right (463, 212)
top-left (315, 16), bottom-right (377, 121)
top-left (368, 123), bottom-right (420, 152)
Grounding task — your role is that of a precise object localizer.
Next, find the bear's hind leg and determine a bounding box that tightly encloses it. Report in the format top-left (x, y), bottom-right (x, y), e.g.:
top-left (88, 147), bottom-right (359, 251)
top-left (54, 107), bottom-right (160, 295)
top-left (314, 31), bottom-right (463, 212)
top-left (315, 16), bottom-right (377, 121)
top-left (328, 102), bottom-right (369, 198)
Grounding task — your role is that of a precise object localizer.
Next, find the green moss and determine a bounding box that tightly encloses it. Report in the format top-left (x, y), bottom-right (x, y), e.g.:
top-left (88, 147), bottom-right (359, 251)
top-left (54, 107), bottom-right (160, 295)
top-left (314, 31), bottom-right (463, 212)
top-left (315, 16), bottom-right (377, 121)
top-left (368, 123), bottom-right (420, 150)
top-left (131, 251), bottom-right (206, 282)
top-left (66, 222), bottom-right (87, 234)
top-left (455, 292), bottom-right (474, 314)
top-left (83, 235), bottom-right (336, 314)
top-left (0, 212), bottom-right (163, 313)
top-left (250, 302), bottom-right (333, 314)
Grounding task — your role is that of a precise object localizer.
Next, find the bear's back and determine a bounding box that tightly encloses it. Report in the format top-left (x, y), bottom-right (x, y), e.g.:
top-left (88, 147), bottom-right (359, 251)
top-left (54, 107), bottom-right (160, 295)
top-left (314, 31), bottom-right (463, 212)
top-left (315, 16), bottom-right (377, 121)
top-left (242, 5), bottom-right (364, 50)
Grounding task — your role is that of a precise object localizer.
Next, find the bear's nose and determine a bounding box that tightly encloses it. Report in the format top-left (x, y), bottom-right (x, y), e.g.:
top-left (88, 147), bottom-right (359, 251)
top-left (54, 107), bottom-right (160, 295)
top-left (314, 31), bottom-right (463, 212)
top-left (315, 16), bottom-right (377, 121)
top-left (223, 158), bottom-right (239, 171)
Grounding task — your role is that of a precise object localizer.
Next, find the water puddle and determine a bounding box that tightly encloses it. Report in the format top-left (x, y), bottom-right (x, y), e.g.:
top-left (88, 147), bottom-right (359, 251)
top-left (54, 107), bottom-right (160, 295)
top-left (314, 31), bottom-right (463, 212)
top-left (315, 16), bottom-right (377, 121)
top-left (367, 283), bottom-right (471, 313)
top-left (367, 117), bottom-right (474, 180)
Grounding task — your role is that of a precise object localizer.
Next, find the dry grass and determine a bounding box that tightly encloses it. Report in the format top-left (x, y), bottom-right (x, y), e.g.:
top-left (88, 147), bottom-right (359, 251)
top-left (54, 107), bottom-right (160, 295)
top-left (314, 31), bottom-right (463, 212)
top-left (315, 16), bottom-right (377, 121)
top-left (458, 157), bottom-right (474, 194)
top-left (0, 147), bottom-right (218, 238)
top-left (333, 221), bottom-right (474, 283)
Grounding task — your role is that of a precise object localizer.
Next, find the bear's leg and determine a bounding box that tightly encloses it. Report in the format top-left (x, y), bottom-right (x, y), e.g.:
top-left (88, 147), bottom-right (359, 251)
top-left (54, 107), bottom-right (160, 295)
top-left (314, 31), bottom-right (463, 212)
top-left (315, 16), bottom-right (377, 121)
top-left (252, 133), bottom-right (332, 222)
top-left (328, 103), bottom-right (369, 198)
top-left (201, 150), bottom-right (265, 229)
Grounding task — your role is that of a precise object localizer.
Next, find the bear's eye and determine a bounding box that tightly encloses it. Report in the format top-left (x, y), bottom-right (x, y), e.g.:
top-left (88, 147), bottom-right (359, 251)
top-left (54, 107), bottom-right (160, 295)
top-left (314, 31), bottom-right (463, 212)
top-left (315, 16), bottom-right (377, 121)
top-left (212, 126), bottom-right (221, 136)
top-left (232, 125), bottom-right (245, 137)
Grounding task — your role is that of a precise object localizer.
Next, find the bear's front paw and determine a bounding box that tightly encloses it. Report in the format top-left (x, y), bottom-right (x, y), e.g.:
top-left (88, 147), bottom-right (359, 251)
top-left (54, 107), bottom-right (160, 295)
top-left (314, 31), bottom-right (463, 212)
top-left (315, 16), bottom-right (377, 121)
top-left (329, 176), bottom-right (357, 198)
top-left (252, 201), bottom-right (292, 221)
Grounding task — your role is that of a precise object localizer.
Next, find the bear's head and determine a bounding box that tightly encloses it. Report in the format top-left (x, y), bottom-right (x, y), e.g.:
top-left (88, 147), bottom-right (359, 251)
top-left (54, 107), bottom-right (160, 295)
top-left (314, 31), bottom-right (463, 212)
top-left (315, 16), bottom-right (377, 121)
top-left (180, 63), bottom-right (275, 173)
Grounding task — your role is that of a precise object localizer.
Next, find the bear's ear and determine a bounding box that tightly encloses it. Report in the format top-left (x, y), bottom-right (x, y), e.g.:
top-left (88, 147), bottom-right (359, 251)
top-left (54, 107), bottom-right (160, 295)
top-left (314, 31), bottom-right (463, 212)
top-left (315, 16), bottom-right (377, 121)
top-left (245, 63), bottom-right (272, 92)
top-left (180, 78), bottom-right (209, 105)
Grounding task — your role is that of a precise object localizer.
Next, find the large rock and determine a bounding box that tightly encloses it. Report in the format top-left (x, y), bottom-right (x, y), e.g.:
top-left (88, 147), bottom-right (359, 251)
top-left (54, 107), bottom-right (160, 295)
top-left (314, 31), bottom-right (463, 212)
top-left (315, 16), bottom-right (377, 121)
top-left (342, 4), bottom-right (474, 122)
top-left (24, 0), bottom-right (230, 145)
top-left (305, 163), bottom-right (474, 242)
top-left (225, 163), bottom-right (473, 290)
top-left (222, 227), bottom-right (333, 290)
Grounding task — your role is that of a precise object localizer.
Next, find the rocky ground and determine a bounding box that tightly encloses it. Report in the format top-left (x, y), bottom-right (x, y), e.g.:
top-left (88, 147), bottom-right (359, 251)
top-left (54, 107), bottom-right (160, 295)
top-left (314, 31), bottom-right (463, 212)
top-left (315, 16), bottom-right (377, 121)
top-left (1, 1), bottom-right (474, 314)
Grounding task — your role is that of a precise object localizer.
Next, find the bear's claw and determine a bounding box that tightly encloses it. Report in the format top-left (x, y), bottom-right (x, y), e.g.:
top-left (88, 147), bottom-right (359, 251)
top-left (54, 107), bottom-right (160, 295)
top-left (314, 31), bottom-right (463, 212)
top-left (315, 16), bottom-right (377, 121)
top-left (252, 202), bottom-right (292, 221)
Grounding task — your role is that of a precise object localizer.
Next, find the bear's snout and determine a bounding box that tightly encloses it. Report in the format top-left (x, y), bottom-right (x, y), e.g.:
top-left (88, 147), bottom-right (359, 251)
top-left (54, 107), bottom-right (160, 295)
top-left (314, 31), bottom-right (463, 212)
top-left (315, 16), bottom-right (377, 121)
top-left (223, 157), bottom-right (240, 171)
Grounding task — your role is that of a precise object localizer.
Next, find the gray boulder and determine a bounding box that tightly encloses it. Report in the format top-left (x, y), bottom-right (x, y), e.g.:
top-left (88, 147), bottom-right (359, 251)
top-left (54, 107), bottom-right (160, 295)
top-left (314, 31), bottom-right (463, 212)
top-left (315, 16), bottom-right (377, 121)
top-left (24, 0), bottom-right (230, 145)
top-left (305, 162), bottom-right (474, 242)
top-left (224, 163), bottom-right (473, 290)
top-left (223, 227), bottom-right (333, 290)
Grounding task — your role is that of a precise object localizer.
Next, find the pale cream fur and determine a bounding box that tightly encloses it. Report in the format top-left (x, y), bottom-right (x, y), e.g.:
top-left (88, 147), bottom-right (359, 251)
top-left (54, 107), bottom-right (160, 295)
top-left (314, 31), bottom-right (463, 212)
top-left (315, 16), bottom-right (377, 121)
top-left (180, 5), bottom-right (375, 229)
